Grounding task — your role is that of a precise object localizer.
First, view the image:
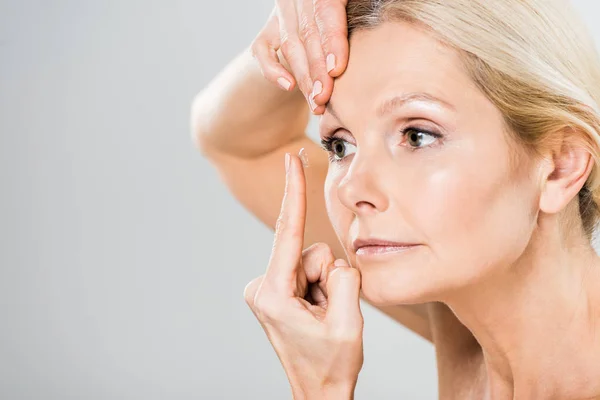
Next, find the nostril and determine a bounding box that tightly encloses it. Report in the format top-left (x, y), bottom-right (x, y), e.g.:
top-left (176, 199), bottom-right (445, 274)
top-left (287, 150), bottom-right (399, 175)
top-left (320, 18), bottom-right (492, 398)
top-left (356, 200), bottom-right (376, 209)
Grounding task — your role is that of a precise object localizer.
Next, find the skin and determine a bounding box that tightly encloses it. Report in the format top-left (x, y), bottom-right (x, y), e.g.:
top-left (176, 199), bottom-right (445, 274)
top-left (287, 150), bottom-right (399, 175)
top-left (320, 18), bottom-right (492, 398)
top-left (251, 0), bottom-right (349, 113)
top-left (198, 40), bottom-right (434, 341)
top-left (194, 6), bottom-right (600, 396)
top-left (320, 21), bottom-right (600, 398)
top-left (243, 154), bottom-right (363, 398)
top-left (322, 21), bottom-right (540, 307)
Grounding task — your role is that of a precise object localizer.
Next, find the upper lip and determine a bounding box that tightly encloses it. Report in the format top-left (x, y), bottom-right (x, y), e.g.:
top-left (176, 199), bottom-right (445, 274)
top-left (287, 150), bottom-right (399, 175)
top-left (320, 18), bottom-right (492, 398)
top-left (352, 238), bottom-right (419, 252)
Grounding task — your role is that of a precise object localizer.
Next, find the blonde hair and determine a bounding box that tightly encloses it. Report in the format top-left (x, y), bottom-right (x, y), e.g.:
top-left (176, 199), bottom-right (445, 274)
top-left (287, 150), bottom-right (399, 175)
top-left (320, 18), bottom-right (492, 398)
top-left (346, 0), bottom-right (600, 238)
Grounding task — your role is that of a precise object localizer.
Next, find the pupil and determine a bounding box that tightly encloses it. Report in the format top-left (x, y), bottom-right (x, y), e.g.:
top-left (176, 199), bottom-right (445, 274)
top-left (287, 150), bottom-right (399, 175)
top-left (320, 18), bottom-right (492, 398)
top-left (410, 132), bottom-right (421, 146)
top-left (335, 142), bottom-right (344, 155)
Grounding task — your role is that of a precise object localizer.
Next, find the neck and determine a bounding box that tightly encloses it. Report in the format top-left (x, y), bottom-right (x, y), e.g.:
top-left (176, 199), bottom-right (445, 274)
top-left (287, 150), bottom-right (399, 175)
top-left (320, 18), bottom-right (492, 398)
top-left (442, 216), bottom-right (600, 399)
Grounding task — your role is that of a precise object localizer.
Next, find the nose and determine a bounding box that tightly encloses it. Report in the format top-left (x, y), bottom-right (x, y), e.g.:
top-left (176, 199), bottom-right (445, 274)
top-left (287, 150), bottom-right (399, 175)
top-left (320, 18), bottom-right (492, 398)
top-left (337, 149), bottom-right (389, 216)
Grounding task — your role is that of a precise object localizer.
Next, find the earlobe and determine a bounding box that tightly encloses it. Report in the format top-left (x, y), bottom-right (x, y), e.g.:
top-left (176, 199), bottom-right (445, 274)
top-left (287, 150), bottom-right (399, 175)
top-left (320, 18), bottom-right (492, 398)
top-left (539, 135), bottom-right (594, 214)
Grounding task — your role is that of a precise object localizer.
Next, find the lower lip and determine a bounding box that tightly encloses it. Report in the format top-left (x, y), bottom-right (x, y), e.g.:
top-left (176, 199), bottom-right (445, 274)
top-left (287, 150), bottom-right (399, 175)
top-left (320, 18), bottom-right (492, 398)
top-left (355, 245), bottom-right (419, 257)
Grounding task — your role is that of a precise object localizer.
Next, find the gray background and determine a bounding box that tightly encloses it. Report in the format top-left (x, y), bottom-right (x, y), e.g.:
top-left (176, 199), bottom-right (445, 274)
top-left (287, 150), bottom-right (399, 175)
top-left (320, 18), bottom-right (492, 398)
top-left (1, 0), bottom-right (598, 399)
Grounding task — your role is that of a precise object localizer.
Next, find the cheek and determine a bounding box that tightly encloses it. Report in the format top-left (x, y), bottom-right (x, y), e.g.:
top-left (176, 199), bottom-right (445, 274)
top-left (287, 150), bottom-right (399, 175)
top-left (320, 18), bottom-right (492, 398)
top-left (324, 168), bottom-right (353, 246)
top-left (324, 169), bottom-right (344, 229)
top-left (413, 146), bottom-right (537, 272)
top-left (422, 165), bottom-right (496, 232)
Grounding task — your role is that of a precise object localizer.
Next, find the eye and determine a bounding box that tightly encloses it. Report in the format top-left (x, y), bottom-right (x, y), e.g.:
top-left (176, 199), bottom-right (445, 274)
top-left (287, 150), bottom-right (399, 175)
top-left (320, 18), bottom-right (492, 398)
top-left (320, 136), bottom-right (357, 162)
top-left (403, 127), bottom-right (441, 148)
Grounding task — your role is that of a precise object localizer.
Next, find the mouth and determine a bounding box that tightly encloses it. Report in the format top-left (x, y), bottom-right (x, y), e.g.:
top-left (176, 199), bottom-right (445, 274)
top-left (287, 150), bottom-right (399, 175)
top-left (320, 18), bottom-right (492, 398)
top-left (352, 238), bottom-right (420, 257)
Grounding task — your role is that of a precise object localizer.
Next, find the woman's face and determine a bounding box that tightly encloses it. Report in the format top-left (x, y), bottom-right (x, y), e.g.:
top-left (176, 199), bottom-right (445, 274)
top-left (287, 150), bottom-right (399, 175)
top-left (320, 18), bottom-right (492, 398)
top-left (320, 21), bottom-right (541, 305)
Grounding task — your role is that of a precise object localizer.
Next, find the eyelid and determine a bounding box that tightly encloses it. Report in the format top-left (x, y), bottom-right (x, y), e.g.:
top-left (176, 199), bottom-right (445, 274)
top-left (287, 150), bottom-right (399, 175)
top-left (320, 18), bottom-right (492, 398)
top-left (401, 126), bottom-right (442, 138)
top-left (322, 121), bottom-right (445, 145)
top-left (398, 126), bottom-right (444, 150)
top-left (400, 118), bottom-right (448, 137)
top-left (323, 128), bottom-right (356, 145)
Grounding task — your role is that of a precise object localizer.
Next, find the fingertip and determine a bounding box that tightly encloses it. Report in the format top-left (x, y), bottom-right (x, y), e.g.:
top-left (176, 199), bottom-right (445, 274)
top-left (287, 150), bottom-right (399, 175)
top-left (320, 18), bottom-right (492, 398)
top-left (293, 152), bottom-right (307, 186)
top-left (277, 77), bottom-right (292, 91)
top-left (328, 265), bottom-right (342, 280)
top-left (326, 266), bottom-right (363, 325)
top-left (326, 53), bottom-right (336, 74)
top-left (325, 43), bottom-right (349, 78)
top-left (333, 259), bottom-right (349, 268)
top-left (283, 153), bottom-right (306, 201)
top-left (310, 75), bottom-right (333, 109)
top-left (254, 47), bottom-right (297, 90)
top-left (286, 152), bottom-right (297, 174)
top-left (298, 147), bottom-right (309, 168)
top-left (328, 265), bottom-right (361, 295)
top-left (335, 265), bottom-right (360, 281)
top-left (280, 70), bottom-right (298, 91)
top-left (309, 100), bottom-right (327, 115)
top-left (327, 55), bottom-right (347, 78)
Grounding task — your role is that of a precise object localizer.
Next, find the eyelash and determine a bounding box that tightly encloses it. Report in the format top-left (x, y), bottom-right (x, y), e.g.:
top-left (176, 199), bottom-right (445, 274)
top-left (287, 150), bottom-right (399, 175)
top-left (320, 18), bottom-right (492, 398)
top-left (320, 136), bottom-right (342, 163)
top-left (320, 126), bottom-right (443, 163)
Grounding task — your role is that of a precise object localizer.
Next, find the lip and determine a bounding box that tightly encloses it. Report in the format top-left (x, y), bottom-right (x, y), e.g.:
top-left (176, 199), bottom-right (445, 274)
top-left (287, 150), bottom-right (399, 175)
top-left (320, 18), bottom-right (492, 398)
top-left (352, 238), bottom-right (420, 256)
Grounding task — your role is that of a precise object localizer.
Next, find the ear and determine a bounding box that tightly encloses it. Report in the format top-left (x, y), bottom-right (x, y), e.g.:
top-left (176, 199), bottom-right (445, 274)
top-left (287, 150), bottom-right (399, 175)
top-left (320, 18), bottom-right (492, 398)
top-left (539, 130), bottom-right (594, 214)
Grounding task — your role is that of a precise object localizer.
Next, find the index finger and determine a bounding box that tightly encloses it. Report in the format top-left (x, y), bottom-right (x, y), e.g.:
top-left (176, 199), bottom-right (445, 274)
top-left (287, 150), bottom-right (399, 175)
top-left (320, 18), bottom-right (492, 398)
top-left (314, 0), bottom-right (349, 77)
top-left (265, 151), bottom-right (307, 291)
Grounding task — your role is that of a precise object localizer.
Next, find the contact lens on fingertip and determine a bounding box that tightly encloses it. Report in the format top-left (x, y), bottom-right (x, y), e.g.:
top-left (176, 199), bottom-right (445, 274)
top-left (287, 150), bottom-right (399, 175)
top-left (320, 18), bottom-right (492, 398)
top-left (298, 148), bottom-right (309, 168)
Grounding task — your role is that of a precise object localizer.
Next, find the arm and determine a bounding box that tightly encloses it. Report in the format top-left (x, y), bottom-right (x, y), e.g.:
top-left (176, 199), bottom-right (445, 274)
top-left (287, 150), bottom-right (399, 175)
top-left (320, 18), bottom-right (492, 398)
top-left (191, 46), bottom-right (433, 343)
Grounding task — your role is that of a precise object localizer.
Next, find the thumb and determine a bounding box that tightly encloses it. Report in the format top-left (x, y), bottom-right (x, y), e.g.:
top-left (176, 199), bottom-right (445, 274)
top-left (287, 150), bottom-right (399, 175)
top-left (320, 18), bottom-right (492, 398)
top-left (326, 259), bottom-right (363, 328)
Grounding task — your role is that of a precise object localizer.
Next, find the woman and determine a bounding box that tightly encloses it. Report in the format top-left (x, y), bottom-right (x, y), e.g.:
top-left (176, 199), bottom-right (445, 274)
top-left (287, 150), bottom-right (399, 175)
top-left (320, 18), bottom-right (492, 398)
top-left (192, 0), bottom-right (600, 398)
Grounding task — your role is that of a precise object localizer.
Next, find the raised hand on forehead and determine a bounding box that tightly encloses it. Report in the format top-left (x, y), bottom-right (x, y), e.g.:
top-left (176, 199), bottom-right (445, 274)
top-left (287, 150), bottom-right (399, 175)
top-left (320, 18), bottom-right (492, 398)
top-left (250, 0), bottom-right (349, 114)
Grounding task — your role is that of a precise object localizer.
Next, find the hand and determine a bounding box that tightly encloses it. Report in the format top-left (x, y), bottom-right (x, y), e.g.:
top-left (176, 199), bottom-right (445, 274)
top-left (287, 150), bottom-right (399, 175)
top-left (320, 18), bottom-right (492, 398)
top-left (244, 152), bottom-right (363, 399)
top-left (250, 0), bottom-right (349, 114)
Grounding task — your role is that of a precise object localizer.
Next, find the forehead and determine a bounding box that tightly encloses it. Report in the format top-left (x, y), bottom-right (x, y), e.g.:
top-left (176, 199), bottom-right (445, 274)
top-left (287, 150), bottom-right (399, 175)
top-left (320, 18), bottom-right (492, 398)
top-left (329, 21), bottom-right (478, 119)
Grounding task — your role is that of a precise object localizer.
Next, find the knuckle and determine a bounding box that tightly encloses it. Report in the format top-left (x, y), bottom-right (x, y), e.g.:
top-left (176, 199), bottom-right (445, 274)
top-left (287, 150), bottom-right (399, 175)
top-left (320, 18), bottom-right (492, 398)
top-left (243, 276), bottom-right (263, 306)
top-left (307, 56), bottom-right (325, 74)
top-left (243, 289), bottom-right (254, 307)
top-left (249, 40), bottom-right (260, 58)
top-left (336, 267), bottom-right (361, 283)
top-left (299, 75), bottom-right (313, 95)
top-left (250, 30), bottom-right (270, 54)
top-left (330, 326), bottom-right (362, 343)
top-left (303, 242), bottom-right (332, 257)
top-left (298, 18), bottom-right (319, 44)
top-left (312, 1), bottom-right (331, 25)
top-left (289, 227), bottom-right (304, 241)
top-left (279, 37), bottom-right (299, 58)
top-left (253, 294), bottom-right (283, 322)
top-left (312, 0), bottom-right (325, 15)
top-left (274, 212), bottom-right (286, 234)
top-left (319, 29), bottom-right (344, 48)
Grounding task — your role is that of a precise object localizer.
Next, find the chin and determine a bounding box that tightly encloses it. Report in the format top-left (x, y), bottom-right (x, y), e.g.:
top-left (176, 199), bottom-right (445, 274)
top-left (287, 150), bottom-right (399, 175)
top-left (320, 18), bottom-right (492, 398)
top-left (351, 246), bottom-right (449, 305)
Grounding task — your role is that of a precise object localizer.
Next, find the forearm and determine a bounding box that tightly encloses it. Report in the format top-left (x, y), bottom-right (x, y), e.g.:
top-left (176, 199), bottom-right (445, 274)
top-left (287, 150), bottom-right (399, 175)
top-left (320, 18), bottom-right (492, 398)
top-left (191, 46), bottom-right (310, 159)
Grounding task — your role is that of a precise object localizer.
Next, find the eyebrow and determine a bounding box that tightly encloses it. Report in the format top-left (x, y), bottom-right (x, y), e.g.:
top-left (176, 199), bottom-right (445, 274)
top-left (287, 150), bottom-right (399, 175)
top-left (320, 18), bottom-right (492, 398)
top-left (324, 92), bottom-right (456, 123)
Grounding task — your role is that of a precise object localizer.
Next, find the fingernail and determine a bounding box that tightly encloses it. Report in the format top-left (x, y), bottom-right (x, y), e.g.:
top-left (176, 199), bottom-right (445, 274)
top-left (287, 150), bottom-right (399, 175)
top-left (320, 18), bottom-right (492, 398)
top-left (308, 96), bottom-right (317, 112)
top-left (285, 153), bottom-right (291, 172)
top-left (298, 148), bottom-right (309, 168)
top-left (334, 259), bottom-right (348, 267)
top-left (277, 77), bottom-right (291, 91)
top-left (311, 80), bottom-right (323, 98)
top-left (326, 53), bottom-right (336, 73)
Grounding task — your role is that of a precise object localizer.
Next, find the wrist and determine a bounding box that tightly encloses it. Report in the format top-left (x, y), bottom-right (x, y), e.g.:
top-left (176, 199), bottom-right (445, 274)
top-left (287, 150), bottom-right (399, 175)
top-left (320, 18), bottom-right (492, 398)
top-left (292, 381), bottom-right (356, 400)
